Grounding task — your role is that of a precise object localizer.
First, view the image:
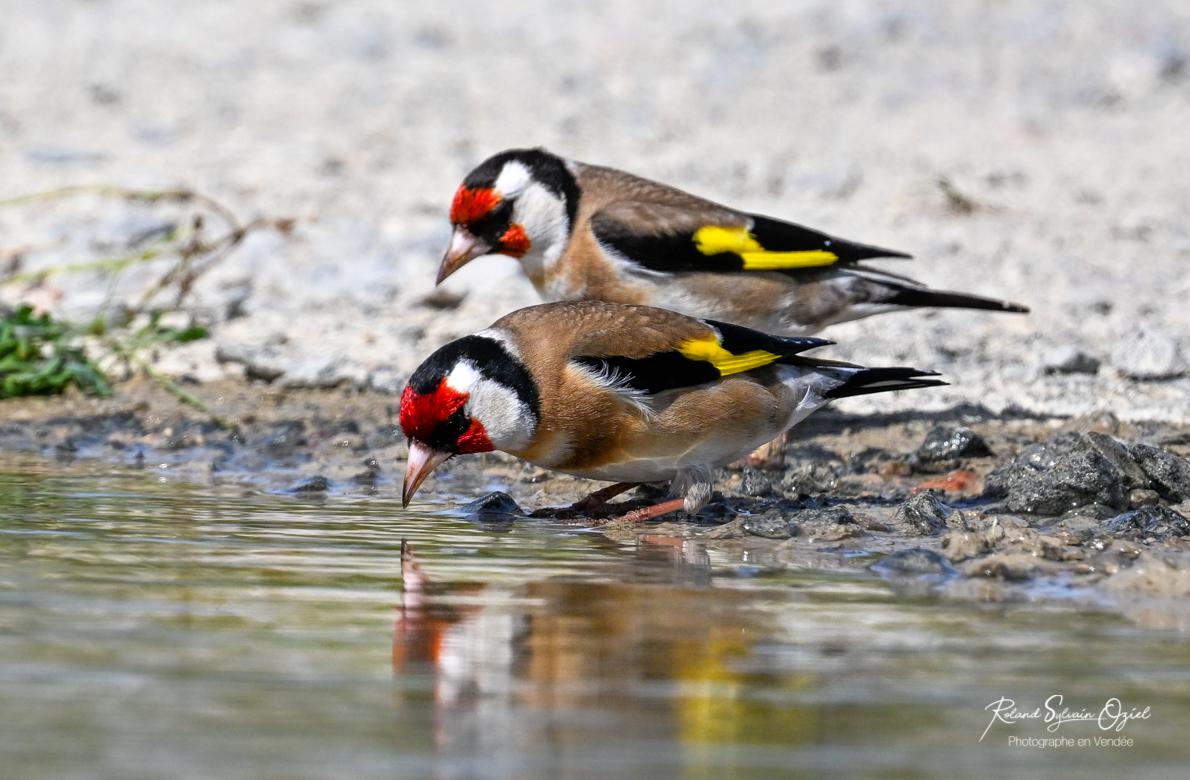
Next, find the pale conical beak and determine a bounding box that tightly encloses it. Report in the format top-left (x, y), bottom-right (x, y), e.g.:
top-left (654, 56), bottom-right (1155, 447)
top-left (436, 227), bottom-right (490, 285)
top-left (402, 441), bottom-right (451, 508)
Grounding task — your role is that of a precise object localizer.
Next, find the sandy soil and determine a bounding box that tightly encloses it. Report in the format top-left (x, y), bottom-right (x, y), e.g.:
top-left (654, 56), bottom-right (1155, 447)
top-left (2, 0), bottom-right (1189, 420)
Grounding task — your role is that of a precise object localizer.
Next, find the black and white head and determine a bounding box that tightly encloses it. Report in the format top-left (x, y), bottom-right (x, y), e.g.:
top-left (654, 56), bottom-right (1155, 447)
top-left (399, 331), bottom-right (540, 506)
top-left (437, 148), bottom-right (579, 284)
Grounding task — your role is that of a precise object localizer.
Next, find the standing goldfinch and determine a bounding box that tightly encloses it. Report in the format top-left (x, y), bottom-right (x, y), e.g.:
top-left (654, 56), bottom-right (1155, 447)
top-left (437, 148), bottom-right (1027, 334)
top-left (400, 301), bottom-right (944, 521)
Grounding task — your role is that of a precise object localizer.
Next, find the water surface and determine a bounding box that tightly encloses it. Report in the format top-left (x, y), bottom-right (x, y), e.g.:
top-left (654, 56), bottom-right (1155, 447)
top-left (1, 456), bottom-right (1187, 778)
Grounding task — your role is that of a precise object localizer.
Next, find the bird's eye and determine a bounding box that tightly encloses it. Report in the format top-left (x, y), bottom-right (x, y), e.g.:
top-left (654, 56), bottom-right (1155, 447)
top-left (419, 404), bottom-right (472, 452)
top-left (443, 408), bottom-right (469, 435)
top-left (469, 200), bottom-right (513, 239)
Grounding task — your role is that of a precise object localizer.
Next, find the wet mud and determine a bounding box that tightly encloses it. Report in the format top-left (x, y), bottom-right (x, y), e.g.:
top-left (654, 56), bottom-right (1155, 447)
top-left (3, 378), bottom-right (1188, 628)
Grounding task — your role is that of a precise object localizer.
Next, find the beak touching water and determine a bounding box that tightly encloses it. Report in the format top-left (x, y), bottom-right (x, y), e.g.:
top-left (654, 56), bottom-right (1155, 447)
top-left (402, 440), bottom-right (451, 508)
top-left (436, 226), bottom-right (490, 285)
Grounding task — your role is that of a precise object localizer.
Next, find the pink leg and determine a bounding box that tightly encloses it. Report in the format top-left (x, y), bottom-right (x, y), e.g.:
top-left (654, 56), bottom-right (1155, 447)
top-left (612, 497), bottom-right (687, 524)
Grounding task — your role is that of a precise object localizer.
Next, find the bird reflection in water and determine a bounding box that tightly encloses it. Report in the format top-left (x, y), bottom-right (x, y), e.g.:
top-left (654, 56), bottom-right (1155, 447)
top-left (393, 536), bottom-right (819, 773)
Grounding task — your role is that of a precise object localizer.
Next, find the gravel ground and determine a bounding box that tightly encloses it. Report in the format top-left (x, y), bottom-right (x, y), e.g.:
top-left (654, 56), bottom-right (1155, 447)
top-left (2, 1), bottom-right (1189, 421)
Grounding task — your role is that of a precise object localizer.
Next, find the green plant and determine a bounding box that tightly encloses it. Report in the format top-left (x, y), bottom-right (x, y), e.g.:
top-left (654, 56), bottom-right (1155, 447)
top-left (0, 186), bottom-right (293, 425)
top-left (0, 305), bottom-right (110, 398)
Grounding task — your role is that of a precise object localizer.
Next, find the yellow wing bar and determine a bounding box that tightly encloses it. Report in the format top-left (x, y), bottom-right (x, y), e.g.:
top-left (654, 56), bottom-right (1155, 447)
top-left (692, 225), bottom-right (838, 270)
top-left (676, 334), bottom-right (780, 377)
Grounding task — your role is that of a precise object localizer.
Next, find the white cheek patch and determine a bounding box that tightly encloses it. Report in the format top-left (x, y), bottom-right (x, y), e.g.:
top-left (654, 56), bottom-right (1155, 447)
top-left (513, 182), bottom-right (570, 272)
top-left (467, 377), bottom-right (536, 451)
top-left (494, 160), bottom-right (532, 198)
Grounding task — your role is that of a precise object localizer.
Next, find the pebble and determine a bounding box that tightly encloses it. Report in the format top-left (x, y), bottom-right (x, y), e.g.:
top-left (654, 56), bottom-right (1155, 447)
top-left (782, 462), bottom-right (839, 495)
top-left (984, 432), bottom-right (1148, 514)
top-left (892, 491), bottom-right (953, 535)
top-left (1128, 443), bottom-right (1190, 501)
top-left (1110, 327), bottom-right (1187, 380)
top-left (941, 523), bottom-right (1006, 561)
top-left (1041, 345), bottom-right (1100, 375)
top-left (1105, 505), bottom-right (1190, 541)
top-left (912, 426), bottom-right (992, 473)
top-left (796, 505), bottom-right (861, 541)
top-left (461, 491), bottom-right (524, 521)
top-left (290, 475), bottom-right (330, 493)
top-left (742, 512), bottom-right (798, 540)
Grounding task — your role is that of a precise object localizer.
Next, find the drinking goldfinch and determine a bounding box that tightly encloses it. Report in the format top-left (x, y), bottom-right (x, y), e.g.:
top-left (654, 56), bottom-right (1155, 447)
top-left (400, 301), bottom-right (945, 521)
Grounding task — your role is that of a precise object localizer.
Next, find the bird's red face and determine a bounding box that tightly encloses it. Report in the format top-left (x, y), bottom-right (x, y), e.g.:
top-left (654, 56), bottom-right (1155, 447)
top-left (398, 335), bottom-right (542, 509)
top-left (399, 379), bottom-right (494, 457)
top-left (399, 378), bottom-right (494, 508)
top-left (438, 185), bottom-right (532, 284)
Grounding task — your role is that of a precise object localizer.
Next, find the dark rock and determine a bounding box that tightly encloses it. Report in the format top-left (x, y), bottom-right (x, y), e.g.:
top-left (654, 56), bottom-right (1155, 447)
top-left (912, 427), bottom-right (992, 472)
top-left (1042, 346), bottom-right (1100, 375)
top-left (739, 467), bottom-right (775, 497)
top-left (258, 421), bottom-right (308, 455)
top-left (892, 491), bottom-right (953, 535)
top-left (1105, 505), bottom-right (1190, 541)
top-left (796, 505), bottom-right (861, 541)
top-left (871, 548), bottom-right (958, 579)
top-left (461, 491), bottom-right (524, 521)
top-left (243, 362), bottom-right (285, 383)
top-left (984, 432), bottom-right (1149, 515)
top-left (291, 475), bottom-right (330, 493)
top-left (742, 513), bottom-right (798, 540)
top-left (351, 457), bottom-right (382, 487)
top-left (1128, 443), bottom-right (1190, 501)
top-left (782, 462), bottom-right (839, 495)
top-left (416, 289), bottom-right (466, 310)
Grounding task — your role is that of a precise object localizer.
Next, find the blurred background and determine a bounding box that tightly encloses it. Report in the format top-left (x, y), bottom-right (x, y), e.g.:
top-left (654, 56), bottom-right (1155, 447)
top-left (2, 0), bottom-right (1188, 417)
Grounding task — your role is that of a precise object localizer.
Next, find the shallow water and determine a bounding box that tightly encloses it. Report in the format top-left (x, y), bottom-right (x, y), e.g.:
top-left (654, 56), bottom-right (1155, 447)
top-left (1, 456), bottom-right (1187, 779)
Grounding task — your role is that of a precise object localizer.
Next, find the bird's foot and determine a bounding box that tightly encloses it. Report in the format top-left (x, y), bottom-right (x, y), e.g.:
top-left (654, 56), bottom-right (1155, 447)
top-left (742, 436), bottom-right (787, 470)
top-left (529, 482), bottom-right (643, 519)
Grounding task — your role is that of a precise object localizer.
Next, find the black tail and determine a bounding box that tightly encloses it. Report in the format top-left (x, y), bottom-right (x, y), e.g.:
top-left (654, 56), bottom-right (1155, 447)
top-left (824, 367), bottom-right (947, 399)
top-left (881, 284), bottom-right (1028, 313)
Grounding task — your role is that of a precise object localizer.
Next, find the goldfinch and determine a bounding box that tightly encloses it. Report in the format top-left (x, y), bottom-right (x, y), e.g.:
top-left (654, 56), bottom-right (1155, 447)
top-left (437, 148), bottom-right (1027, 334)
top-left (401, 300), bottom-right (944, 521)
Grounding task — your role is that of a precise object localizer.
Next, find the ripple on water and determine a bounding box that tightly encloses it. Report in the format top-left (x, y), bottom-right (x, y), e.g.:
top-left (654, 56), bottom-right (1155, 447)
top-left (1, 456), bottom-right (1188, 779)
